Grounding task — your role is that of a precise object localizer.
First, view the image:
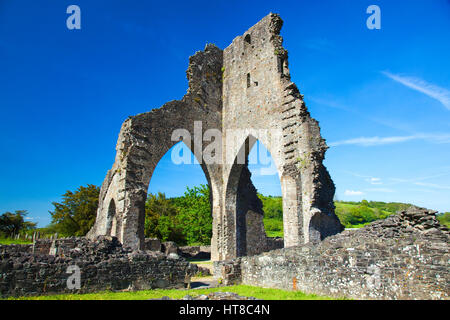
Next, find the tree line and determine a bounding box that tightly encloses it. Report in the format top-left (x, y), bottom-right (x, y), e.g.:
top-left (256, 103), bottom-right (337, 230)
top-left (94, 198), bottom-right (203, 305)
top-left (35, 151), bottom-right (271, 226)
top-left (2, 184), bottom-right (449, 243)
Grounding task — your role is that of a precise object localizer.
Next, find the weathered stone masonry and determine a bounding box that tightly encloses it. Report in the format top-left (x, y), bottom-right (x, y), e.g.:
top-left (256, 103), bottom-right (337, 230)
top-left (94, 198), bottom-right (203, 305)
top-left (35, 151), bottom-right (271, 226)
top-left (0, 237), bottom-right (197, 297)
top-left (1, 14), bottom-right (448, 300)
top-left (87, 13), bottom-right (343, 261)
top-left (214, 206), bottom-right (450, 300)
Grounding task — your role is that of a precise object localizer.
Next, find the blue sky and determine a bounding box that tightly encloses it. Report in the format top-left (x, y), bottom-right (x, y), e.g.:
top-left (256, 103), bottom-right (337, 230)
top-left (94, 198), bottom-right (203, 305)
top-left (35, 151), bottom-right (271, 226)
top-left (1, 0), bottom-right (449, 227)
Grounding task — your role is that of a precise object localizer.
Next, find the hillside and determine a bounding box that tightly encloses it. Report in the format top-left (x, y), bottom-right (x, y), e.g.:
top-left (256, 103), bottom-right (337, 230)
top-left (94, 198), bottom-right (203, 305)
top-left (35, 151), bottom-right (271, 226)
top-left (259, 196), bottom-right (417, 238)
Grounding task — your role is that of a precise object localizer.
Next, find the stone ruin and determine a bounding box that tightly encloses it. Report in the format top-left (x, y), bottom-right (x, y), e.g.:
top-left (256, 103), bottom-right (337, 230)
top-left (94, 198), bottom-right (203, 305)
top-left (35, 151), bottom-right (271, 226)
top-left (215, 206), bottom-right (449, 299)
top-left (0, 236), bottom-right (198, 297)
top-left (0, 14), bottom-right (448, 300)
top-left (87, 13), bottom-right (343, 261)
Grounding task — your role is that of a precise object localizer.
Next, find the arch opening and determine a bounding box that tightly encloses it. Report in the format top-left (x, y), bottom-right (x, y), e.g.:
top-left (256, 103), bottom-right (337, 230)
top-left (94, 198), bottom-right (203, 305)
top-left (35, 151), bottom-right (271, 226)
top-left (244, 34), bottom-right (251, 44)
top-left (225, 136), bottom-right (284, 257)
top-left (145, 141), bottom-right (214, 250)
top-left (105, 199), bottom-right (117, 237)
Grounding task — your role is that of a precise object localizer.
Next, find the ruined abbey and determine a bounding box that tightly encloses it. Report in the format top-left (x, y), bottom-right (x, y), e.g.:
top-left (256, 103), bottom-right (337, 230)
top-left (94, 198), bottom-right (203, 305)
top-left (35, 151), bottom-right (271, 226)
top-left (87, 13), bottom-right (343, 260)
top-left (1, 14), bottom-right (448, 300)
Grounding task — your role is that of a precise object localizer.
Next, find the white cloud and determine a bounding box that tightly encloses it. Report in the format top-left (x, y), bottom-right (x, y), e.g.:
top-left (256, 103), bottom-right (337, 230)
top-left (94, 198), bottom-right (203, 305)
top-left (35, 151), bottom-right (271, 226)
top-left (413, 182), bottom-right (450, 190)
top-left (365, 188), bottom-right (395, 193)
top-left (382, 71), bottom-right (450, 110)
top-left (368, 177), bottom-right (382, 185)
top-left (330, 133), bottom-right (450, 147)
top-left (387, 171), bottom-right (450, 191)
top-left (344, 190), bottom-right (364, 196)
top-left (343, 171), bottom-right (384, 185)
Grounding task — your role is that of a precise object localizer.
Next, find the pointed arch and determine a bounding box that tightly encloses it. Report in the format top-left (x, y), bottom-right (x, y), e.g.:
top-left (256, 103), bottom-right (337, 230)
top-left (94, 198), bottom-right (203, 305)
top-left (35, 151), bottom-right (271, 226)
top-left (105, 199), bottom-right (117, 237)
top-left (225, 135), bottom-right (283, 257)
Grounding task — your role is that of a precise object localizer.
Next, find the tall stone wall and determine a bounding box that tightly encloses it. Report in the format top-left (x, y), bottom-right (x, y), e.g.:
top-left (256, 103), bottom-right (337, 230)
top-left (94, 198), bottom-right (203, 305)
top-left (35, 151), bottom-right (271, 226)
top-left (221, 13), bottom-right (342, 258)
top-left (86, 44), bottom-right (225, 253)
top-left (214, 207), bottom-right (450, 300)
top-left (88, 13), bottom-right (343, 261)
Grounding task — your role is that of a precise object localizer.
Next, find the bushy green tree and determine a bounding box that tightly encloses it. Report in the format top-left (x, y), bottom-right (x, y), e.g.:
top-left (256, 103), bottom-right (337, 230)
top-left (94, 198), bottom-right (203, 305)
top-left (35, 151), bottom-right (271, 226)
top-left (144, 185), bottom-right (212, 245)
top-left (49, 184), bottom-right (99, 236)
top-left (0, 210), bottom-right (36, 237)
top-left (437, 212), bottom-right (450, 228)
top-left (144, 192), bottom-right (184, 243)
top-left (173, 184), bottom-right (212, 245)
top-left (258, 194), bottom-right (282, 219)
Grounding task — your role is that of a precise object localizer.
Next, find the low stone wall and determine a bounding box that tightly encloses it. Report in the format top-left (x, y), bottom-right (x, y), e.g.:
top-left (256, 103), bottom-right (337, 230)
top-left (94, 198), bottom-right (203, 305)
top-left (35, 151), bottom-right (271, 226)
top-left (266, 237), bottom-right (284, 251)
top-left (0, 236), bottom-right (197, 298)
top-left (178, 245), bottom-right (211, 259)
top-left (146, 238), bottom-right (279, 260)
top-left (144, 238), bottom-right (162, 251)
top-left (215, 207), bottom-right (449, 300)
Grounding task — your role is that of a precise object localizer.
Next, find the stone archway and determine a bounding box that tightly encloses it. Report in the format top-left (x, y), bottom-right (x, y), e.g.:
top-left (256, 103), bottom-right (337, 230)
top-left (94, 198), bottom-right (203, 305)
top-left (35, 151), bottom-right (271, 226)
top-left (105, 199), bottom-right (117, 237)
top-left (224, 135), bottom-right (266, 258)
top-left (87, 44), bottom-right (225, 252)
top-left (88, 13), bottom-right (344, 261)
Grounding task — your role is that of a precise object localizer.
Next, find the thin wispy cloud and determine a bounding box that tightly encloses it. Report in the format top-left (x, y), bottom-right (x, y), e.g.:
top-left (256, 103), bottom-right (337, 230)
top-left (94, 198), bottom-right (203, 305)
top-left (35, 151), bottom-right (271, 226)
top-left (365, 188), bottom-right (395, 193)
top-left (343, 171), bottom-right (383, 185)
top-left (344, 190), bottom-right (364, 196)
top-left (330, 133), bottom-right (450, 147)
top-left (389, 171), bottom-right (450, 184)
top-left (413, 182), bottom-right (450, 190)
top-left (387, 171), bottom-right (450, 191)
top-left (368, 177), bottom-right (382, 185)
top-left (382, 71), bottom-right (450, 110)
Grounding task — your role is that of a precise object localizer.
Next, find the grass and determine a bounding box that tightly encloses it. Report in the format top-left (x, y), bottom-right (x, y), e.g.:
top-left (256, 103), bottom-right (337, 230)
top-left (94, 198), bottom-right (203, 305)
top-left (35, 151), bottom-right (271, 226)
top-left (7, 285), bottom-right (339, 300)
top-left (261, 200), bottom-right (399, 238)
top-left (344, 223), bottom-right (371, 229)
top-left (186, 259), bottom-right (213, 265)
top-left (266, 230), bottom-right (284, 238)
top-left (0, 238), bottom-right (33, 245)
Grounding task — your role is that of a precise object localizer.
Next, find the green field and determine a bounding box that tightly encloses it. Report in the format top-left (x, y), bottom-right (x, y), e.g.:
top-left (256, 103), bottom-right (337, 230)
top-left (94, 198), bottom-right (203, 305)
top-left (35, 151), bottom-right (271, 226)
top-left (437, 212), bottom-right (450, 228)
top-left (260, 197), bottom-right (416, 237)
top-left (6, 285), bottom-right (339, 300)
top-left (0, 238), bottom-right (32, 245)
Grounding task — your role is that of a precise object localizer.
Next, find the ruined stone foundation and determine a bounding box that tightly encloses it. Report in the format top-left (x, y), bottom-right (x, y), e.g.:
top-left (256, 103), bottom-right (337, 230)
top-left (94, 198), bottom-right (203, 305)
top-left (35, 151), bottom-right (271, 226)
top-left (0, 237), bottom-right (197, 297)
top-left (214, 206), bottom-right (450, 300)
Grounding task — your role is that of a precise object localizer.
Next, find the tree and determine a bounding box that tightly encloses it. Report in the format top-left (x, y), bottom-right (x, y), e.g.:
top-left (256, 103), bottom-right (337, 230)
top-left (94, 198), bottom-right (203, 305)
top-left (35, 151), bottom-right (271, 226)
top-left (361, 199), bottom-right (369, 207)
top-left (437, 212), bottom-right (450, 228)
top-left (0, 210), bottom-right (36, 237)
top-left (49, 184), bottom-right (100, 236)
top-left (258, 194), bottom-right (282, 219)
top-left (145, 185), bottom-right (213, 245)
top-left (144, 192), bottom-right (184, 242)
top-left (174, 184), bottom-right (212, 245)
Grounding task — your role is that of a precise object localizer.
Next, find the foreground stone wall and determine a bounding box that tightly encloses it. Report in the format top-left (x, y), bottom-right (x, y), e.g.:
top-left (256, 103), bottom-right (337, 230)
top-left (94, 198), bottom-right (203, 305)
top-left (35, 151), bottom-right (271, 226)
top-left (215, 207), bottom-right (449, 300)
top-left (0, 237), bottom-right (197, 298)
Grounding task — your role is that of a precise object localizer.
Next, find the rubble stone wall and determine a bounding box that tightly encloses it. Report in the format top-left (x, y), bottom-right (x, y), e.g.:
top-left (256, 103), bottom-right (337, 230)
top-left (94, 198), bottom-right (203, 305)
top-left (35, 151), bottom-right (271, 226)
top-left (0, 237), bottom-right (197, 298)
top-left (214, 207), bottom-right (449, 300)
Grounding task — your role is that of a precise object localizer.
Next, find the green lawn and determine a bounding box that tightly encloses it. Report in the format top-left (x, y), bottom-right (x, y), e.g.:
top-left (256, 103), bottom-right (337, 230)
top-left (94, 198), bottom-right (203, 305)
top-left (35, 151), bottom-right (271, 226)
top-left (7, 285), bottom-right (339, 300)
top-left (261, 199), bottom-right (407, 237)
top-left (266, 230), bottom-right (283, 238)
top-left (187, 259), bottom-right (213, 265)
top-left (0, 238), bottom-right (32, 245)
